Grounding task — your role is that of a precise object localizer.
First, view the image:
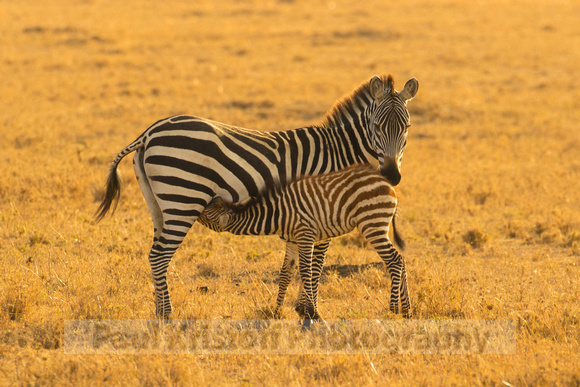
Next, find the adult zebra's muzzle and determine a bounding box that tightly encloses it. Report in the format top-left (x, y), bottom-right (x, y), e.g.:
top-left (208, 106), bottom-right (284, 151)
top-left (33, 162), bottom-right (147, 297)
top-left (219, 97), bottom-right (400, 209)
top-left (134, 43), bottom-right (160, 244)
top-left (380, 156), bottom-right (401, 186)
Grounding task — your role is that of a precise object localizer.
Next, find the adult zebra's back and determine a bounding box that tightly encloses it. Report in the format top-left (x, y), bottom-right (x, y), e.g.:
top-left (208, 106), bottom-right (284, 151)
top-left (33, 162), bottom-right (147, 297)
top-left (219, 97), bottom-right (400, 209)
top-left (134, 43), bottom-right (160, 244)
top-left (96, 74), bottom-right (418, 317)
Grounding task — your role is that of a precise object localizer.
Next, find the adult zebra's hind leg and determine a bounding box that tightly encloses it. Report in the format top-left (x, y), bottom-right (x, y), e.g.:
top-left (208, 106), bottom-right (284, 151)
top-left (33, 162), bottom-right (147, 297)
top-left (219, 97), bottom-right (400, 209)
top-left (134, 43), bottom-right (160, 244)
top-left (361, 227), bottom-right (412, 318)
top-left (134, 149), bottom-right (206, 317)
top-left (134, 150), bottom-right (171, 317)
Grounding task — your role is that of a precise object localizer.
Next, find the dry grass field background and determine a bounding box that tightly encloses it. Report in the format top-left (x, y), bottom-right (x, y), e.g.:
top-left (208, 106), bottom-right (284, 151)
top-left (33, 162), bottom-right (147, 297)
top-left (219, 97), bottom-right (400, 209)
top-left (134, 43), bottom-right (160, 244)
top-left (1, 0), bottom-right (579, 385)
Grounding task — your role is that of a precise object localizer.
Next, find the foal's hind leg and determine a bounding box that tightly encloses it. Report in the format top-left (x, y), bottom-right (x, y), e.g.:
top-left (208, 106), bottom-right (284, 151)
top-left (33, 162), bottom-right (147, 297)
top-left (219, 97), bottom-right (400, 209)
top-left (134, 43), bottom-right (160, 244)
top-left (361, 226), bottom-right (411, 318)
top-left (398, 256), bottom-right (411, 318)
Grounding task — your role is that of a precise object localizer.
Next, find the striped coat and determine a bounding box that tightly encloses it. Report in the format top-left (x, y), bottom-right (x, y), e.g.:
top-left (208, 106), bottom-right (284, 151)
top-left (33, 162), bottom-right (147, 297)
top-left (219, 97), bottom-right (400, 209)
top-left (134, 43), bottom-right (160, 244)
top-left (97, 74), bottom-right (418, 317)
top-left (199, 164), bottom-right (411, 323)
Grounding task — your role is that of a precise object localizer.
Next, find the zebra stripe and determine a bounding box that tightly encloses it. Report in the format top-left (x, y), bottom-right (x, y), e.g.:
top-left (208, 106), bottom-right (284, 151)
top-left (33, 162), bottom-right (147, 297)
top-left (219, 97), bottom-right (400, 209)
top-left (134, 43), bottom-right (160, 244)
top-left (96, 74), bottom-right (418, 317)
top-left (199, 164), bottom-right (412, 323)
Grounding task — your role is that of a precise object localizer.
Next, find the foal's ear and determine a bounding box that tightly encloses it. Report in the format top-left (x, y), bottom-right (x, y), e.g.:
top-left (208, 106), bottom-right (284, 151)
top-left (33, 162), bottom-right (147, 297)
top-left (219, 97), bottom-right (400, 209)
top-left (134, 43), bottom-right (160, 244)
top-left (238, 196), bottom-right (254, 206)
top-left (209, 196), bottom-right (223, 205)
top-left (218, 214), bottom-right (229, 228)
top-left (370, 75), bottom-right (386, 100)
top-left (398, 78), bottom-right (419, 103)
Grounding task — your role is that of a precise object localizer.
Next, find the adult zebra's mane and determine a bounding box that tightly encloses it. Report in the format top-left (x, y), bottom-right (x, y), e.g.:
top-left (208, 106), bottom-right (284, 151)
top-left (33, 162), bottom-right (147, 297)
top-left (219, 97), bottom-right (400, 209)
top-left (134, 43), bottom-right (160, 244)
top-left (220, 72), bottom-right (399, 214)
top-left (319, 73), bottom-right (395, 128)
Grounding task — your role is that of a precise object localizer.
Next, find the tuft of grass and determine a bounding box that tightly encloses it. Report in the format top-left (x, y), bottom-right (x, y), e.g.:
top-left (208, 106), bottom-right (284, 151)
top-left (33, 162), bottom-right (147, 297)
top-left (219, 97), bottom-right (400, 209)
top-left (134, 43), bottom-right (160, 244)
top-left (1, 286), bottom-right (35, 322)
top-left (196, 263), bottom-right (220, 279)
top-left (462, 229), bottom-right (489, 249)
top-left (338, 231), bottom-right (370, 248)
top-left (2, 294), bottom-right (27, 321)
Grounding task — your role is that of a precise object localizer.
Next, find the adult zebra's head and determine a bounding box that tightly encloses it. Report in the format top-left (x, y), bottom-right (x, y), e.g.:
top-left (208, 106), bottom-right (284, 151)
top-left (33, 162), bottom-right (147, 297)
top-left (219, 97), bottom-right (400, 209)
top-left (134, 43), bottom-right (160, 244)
top-left (368, 75), bottom-right (418, 186)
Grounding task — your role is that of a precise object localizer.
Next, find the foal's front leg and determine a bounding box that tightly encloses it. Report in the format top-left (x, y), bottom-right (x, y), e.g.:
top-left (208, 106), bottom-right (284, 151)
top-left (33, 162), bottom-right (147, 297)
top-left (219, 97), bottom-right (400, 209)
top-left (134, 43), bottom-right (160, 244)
top-left (295, 233), bottom-right (320, 328)
top-left (294, 239), bottom-right (330, 317)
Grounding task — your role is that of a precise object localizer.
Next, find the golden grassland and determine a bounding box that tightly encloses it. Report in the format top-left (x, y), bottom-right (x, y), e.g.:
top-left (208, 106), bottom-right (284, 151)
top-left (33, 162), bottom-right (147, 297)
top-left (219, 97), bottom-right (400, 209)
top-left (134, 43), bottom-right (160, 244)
top-left (1, 0), bottom-right (579, 385)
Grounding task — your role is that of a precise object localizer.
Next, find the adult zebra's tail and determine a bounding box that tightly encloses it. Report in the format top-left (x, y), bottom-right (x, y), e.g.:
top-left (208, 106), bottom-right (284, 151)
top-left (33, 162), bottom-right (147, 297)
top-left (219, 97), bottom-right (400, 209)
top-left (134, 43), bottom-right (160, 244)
top-left (95, 137), bottom-right (145, 222)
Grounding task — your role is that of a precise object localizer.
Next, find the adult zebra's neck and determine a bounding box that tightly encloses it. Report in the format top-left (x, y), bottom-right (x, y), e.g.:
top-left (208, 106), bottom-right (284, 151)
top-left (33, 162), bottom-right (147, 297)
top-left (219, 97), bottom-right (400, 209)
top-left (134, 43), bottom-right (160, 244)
top-left (273, 89), bottom-right (378, 183)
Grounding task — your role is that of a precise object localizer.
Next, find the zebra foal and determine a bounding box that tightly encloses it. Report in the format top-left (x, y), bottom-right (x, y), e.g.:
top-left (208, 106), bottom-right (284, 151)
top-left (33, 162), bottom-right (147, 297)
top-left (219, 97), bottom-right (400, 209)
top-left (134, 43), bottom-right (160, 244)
top-left (199, 164), bottom-right (412, 323)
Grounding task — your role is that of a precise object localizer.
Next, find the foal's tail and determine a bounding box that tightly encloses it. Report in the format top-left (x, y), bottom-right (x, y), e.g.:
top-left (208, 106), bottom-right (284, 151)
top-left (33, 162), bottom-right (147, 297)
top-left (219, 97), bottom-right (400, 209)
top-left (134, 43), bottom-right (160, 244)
top-left (94, 136), bottom-right (145, 222)
top-left (391, 207), bottom-right (406, 251)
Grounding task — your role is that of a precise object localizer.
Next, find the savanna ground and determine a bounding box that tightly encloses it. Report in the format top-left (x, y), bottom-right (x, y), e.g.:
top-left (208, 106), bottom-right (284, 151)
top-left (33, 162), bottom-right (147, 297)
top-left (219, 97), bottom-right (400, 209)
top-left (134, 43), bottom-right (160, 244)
top-left (1, 0), bottom-right (579, 385)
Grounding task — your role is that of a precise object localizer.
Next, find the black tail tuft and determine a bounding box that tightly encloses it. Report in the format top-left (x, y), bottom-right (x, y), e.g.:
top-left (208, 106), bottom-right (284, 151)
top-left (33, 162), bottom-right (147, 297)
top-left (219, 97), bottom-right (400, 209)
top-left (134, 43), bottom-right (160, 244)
top-left (94, 164), bottom-right (122, 223)
top-left (392, 207), bottom-right (406, 251)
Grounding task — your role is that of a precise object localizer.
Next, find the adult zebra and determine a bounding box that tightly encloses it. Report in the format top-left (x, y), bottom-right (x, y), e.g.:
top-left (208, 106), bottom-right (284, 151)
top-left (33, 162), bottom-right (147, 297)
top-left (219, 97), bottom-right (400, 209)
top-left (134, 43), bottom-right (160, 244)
top-left (199, 164), bottom-right (411, 326)
top-left (96, 74), bottom-right (418, 317)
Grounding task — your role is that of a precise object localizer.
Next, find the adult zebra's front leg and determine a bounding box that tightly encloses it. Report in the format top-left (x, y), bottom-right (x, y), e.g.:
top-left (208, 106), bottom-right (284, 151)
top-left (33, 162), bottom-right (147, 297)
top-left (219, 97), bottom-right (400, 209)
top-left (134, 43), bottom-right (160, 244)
top-left (274, 242), bottom-right (298, 317)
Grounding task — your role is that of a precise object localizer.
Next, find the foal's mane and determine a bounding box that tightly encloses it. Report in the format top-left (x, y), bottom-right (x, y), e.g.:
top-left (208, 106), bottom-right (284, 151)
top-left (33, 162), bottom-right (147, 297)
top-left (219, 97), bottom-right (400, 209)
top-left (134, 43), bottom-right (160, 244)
top-left (222, 164), bottom-right (382, 214)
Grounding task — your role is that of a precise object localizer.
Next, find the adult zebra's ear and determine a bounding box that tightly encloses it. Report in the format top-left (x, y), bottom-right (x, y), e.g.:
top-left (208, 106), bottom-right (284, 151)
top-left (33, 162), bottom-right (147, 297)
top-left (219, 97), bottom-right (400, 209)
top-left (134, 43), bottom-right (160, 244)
top-left (369, 75), bottom-right (386, 100)
top-left (398, 78), bottom-right (419, 103)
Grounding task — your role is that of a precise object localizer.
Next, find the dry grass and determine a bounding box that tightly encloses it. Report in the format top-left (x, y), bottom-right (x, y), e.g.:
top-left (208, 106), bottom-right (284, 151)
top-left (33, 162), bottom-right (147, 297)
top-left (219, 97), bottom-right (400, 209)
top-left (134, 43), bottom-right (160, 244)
top-left (1, 0), bottom-right (579, 385)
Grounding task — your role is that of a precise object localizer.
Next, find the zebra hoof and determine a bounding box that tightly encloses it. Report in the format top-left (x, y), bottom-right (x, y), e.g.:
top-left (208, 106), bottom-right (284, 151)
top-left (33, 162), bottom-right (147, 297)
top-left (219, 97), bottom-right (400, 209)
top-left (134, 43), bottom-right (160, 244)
top-left (303, 305), bottom-right (319, 320)
top-left (294, 303), bottom-right (305, 317)
top-left (301, 317), bottom-right (325, 331)
top-left (295, 310), bottom-right (307, 319)
top-left (156, 305), bottom-right (172, 319)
